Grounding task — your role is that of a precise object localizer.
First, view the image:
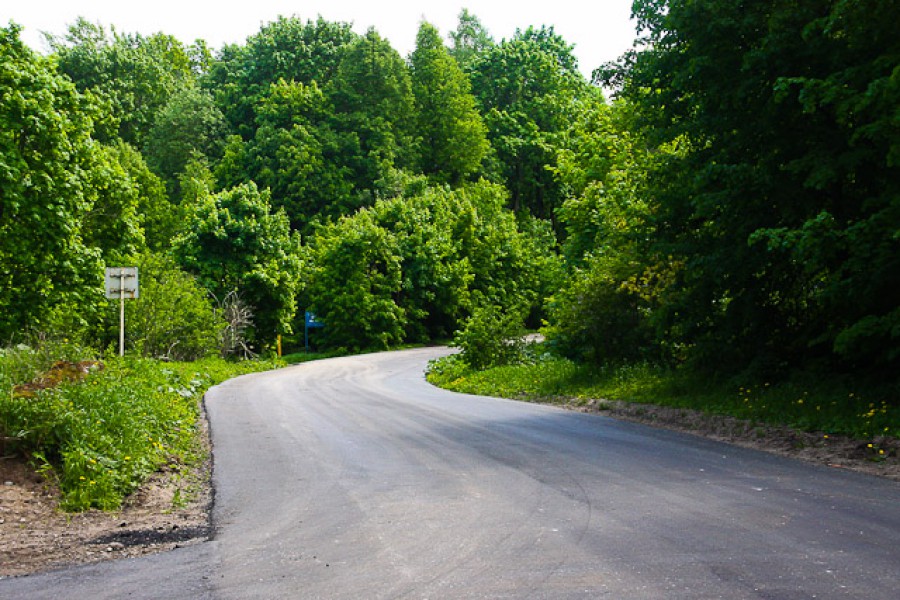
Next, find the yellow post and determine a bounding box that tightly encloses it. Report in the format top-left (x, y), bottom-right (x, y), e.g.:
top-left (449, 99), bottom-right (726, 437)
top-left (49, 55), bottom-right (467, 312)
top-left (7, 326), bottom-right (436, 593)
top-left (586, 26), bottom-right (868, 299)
top-left (277, 334), bottom-right (282, 358)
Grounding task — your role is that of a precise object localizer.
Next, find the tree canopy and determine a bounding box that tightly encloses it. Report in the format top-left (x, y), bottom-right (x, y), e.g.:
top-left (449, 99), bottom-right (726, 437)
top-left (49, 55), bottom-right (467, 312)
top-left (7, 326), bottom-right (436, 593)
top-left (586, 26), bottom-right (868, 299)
top-left (3, 5), bottom-right (898, 392)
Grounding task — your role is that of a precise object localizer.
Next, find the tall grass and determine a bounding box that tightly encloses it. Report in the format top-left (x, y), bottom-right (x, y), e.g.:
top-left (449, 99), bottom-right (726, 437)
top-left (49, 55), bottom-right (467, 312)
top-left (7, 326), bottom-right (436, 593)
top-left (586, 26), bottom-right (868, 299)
top-left (1, 345), bottom-right (277, 511)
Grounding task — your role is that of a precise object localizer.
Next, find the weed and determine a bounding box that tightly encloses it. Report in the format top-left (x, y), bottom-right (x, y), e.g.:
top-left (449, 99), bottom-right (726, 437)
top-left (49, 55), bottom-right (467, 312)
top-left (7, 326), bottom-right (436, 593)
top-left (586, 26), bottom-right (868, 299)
top-left (1, 345), bottom-right (278, 511)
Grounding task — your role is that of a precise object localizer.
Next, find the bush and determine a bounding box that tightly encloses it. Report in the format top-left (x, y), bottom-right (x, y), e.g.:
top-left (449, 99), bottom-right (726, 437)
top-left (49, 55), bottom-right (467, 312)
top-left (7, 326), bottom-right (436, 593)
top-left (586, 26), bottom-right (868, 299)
top-left (544, 253), bottom-right (657, 364)
top-left (1, 350), bottom-right (278, 511)
top-left (107, 252), bottom-right (223, 360)
top-left (453, 304), bottom-right (528, 370)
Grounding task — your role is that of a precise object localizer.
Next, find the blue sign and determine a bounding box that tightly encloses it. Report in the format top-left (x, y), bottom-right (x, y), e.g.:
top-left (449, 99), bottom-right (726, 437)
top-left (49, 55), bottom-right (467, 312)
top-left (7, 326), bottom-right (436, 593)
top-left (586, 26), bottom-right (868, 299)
top-left (304, 311), bottom-right (324, 351)
top-left (305, 311), bottom-right (324, 328)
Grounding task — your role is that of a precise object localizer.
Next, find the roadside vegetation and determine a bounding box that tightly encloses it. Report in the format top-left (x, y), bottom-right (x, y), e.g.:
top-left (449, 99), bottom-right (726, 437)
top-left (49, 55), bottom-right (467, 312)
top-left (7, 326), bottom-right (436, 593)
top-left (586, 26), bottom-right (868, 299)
top-left (0, 341), bottom-right (277, 510)
top-left (428, 349), bottom-right (899, 449)
top-left (2, 1), bottom-right (898, 511)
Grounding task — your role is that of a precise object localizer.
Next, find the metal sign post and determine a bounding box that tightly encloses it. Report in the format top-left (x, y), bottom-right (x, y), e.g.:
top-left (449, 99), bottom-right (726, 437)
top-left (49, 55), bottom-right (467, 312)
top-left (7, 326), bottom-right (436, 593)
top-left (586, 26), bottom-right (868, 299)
top-left (105, 267), bottom-right (139, 357)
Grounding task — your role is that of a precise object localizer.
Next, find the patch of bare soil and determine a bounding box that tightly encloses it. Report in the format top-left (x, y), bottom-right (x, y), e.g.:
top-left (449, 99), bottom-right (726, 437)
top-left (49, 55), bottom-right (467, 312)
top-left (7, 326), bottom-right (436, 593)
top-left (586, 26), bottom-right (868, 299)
top-left (0, 413), bottom-right (213, 580)
top-left (572, 398), bottom-right (900, 482)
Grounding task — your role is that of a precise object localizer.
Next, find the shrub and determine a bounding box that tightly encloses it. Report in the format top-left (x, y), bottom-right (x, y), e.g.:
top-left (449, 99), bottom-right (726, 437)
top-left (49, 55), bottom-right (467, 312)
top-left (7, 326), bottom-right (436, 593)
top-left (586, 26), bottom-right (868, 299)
top-left (107, 252), bottom-right (223, 361)
top-left (453, 304), bottom-right (528, 370)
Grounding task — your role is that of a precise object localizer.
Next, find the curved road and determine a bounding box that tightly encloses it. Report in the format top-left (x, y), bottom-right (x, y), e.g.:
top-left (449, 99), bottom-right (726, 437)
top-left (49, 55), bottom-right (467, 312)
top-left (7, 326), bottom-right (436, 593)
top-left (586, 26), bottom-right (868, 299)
top-left (3, 347), bottom-right (899, 598)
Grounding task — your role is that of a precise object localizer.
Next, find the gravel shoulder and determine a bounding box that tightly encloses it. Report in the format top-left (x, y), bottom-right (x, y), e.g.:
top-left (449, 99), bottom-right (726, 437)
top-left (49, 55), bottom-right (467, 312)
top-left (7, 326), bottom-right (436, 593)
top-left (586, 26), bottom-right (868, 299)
top-left (1, 395), bottom-right (897, 579)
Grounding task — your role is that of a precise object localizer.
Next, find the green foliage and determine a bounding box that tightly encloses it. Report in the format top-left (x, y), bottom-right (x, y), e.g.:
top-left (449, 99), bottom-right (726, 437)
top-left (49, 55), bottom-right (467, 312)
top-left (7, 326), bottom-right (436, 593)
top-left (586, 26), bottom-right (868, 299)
top-left (50, 18), bottom-right (197, 147)
top-left (410, 22), bottom-right (489, 184)
top-left (174, 181), bottom-right (303, 345)
top-left (110, 141), bottom-right (176, 251)
top-left (143, 86), bottom-right (228, 199)
top-left (545, 253), bottom-right (655, 364)
top-left (328, 28), bottom-right (417, 199)
top-left (470, 26), bottom-right (591, 219)
top-left (106, 252), bottom-right (222, 360)
top-left (242, 79), bottom-right (356, 228)
top-left (369, 188), bottom-right (473, 341)
top-left (545, 98), bottom-right (672, 364)
top-left (305, 179), bottom-right (558, 351)
top-left (206, 16), bottom-right (356, 140)
top-left (448, 9), bottom-right (494, 71)
top-left (79, 141), bottom-right (147, 262)
top-left (306, 209), bottom-right (405, 350)
top-left (453, 304), bottom-right (528, 370)
top-left (1, 24), bottom-right (104, 340)
top-left (0, 348), bottom-right (277, 510)
top-left (602, 0), bottom-right (900, 377)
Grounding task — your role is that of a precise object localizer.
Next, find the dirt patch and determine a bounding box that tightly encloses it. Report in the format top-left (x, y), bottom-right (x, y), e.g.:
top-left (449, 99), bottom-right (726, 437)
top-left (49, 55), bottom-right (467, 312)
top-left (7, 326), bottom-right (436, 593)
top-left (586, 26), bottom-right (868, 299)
top-left (0, 412), bottom-right (213, 579)
top-left (2, 397), bottom-right (898, 580)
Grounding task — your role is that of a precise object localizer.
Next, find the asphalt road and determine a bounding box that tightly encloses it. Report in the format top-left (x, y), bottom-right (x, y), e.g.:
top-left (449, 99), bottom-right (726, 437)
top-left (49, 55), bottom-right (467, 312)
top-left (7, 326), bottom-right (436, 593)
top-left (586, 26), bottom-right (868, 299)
top-left (3, 347), bottom-right (899, 599)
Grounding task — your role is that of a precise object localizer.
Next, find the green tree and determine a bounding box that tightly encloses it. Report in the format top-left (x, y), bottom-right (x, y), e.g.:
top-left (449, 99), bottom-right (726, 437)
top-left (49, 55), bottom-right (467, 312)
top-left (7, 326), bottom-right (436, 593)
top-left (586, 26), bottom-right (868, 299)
top-left (306, 210), bottom-right (405, 350)
top-left (448, 9), bottom-right (494, 71)
top-left (240, 79), bottom-right (356, 229)
top-left (370, 187), bottom-right (475, 341)
top-left (143, 86), bottom-right (228, 199)
top-left (470, 26), bottom-right (590, 219)
top-left (50, 19), bottom-right (196, 147)
top-left (1, 24), bottom-right (109, 339)
top-left (410, 22), bottom-right (489, 184)
top-left (327, 28), bottom-right (417, 200)
top-left (604, 0), bottom-right (900, 376)
top-left (108, 141), bottom-right (174, 251)
top-left (206, 16), bottom-right (356, 140)
top-left (305, 179), bottom-right (559, 350)
top-left (174, 181), bottom-right (303, 345)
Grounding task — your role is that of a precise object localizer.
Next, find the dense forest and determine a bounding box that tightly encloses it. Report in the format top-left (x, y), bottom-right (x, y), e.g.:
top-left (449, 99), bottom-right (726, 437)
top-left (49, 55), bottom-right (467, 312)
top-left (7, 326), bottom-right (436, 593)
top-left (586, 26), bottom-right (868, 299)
top-left (2, 1), bottom-right (898, 386)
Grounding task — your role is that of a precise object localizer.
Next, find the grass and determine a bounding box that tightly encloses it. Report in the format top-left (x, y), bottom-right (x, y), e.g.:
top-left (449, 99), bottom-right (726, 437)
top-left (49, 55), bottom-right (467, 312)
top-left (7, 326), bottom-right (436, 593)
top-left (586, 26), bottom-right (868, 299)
top-left (427, 352), bottom-right (899, 442)
top-left (281, 349), bottom-right (347, 364)
top-left (1, 344), bottom-right (278, 511)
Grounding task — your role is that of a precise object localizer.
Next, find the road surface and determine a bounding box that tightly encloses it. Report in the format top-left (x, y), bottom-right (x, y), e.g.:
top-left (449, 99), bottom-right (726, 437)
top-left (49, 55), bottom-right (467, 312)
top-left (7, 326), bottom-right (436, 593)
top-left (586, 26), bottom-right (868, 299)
top-left (3, 347), bottom-right (899, 598)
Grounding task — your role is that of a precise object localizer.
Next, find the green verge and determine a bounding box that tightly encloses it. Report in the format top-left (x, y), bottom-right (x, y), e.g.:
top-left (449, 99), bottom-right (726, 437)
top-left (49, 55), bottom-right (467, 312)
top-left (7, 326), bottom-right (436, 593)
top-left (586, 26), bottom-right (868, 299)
top-left (427, 353), bottom-right (899, 444)
top-left (1, 347), bottom-right (278, 511)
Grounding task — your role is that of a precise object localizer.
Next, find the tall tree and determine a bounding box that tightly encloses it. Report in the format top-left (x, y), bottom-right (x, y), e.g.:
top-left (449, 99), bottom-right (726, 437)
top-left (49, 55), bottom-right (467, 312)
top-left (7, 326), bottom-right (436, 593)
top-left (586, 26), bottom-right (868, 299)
top-left (327, 28), bottom-right (417, 199)
top-left (604, 0), bottom-right (900, 375)
top-left (409, 22), bottom-right (489, 184)
top-left (205, 16), bottom-right (356, 140)
top-left (0, 24), bottom-right (149, 339)
top-left (49, 19), bottom-right (196, 147)
top-left (470, 26), bottom-right (590, 220)
top-left (220, 79), bottom-right (356, 230)
top-left (448, 9), bottom-right (494, 71)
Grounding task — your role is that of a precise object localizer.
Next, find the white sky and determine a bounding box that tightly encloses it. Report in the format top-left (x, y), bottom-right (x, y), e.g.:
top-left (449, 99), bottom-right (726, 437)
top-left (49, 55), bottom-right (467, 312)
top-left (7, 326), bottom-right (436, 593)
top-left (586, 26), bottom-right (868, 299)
top-left (4, 0), bottom-right (637, 78)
